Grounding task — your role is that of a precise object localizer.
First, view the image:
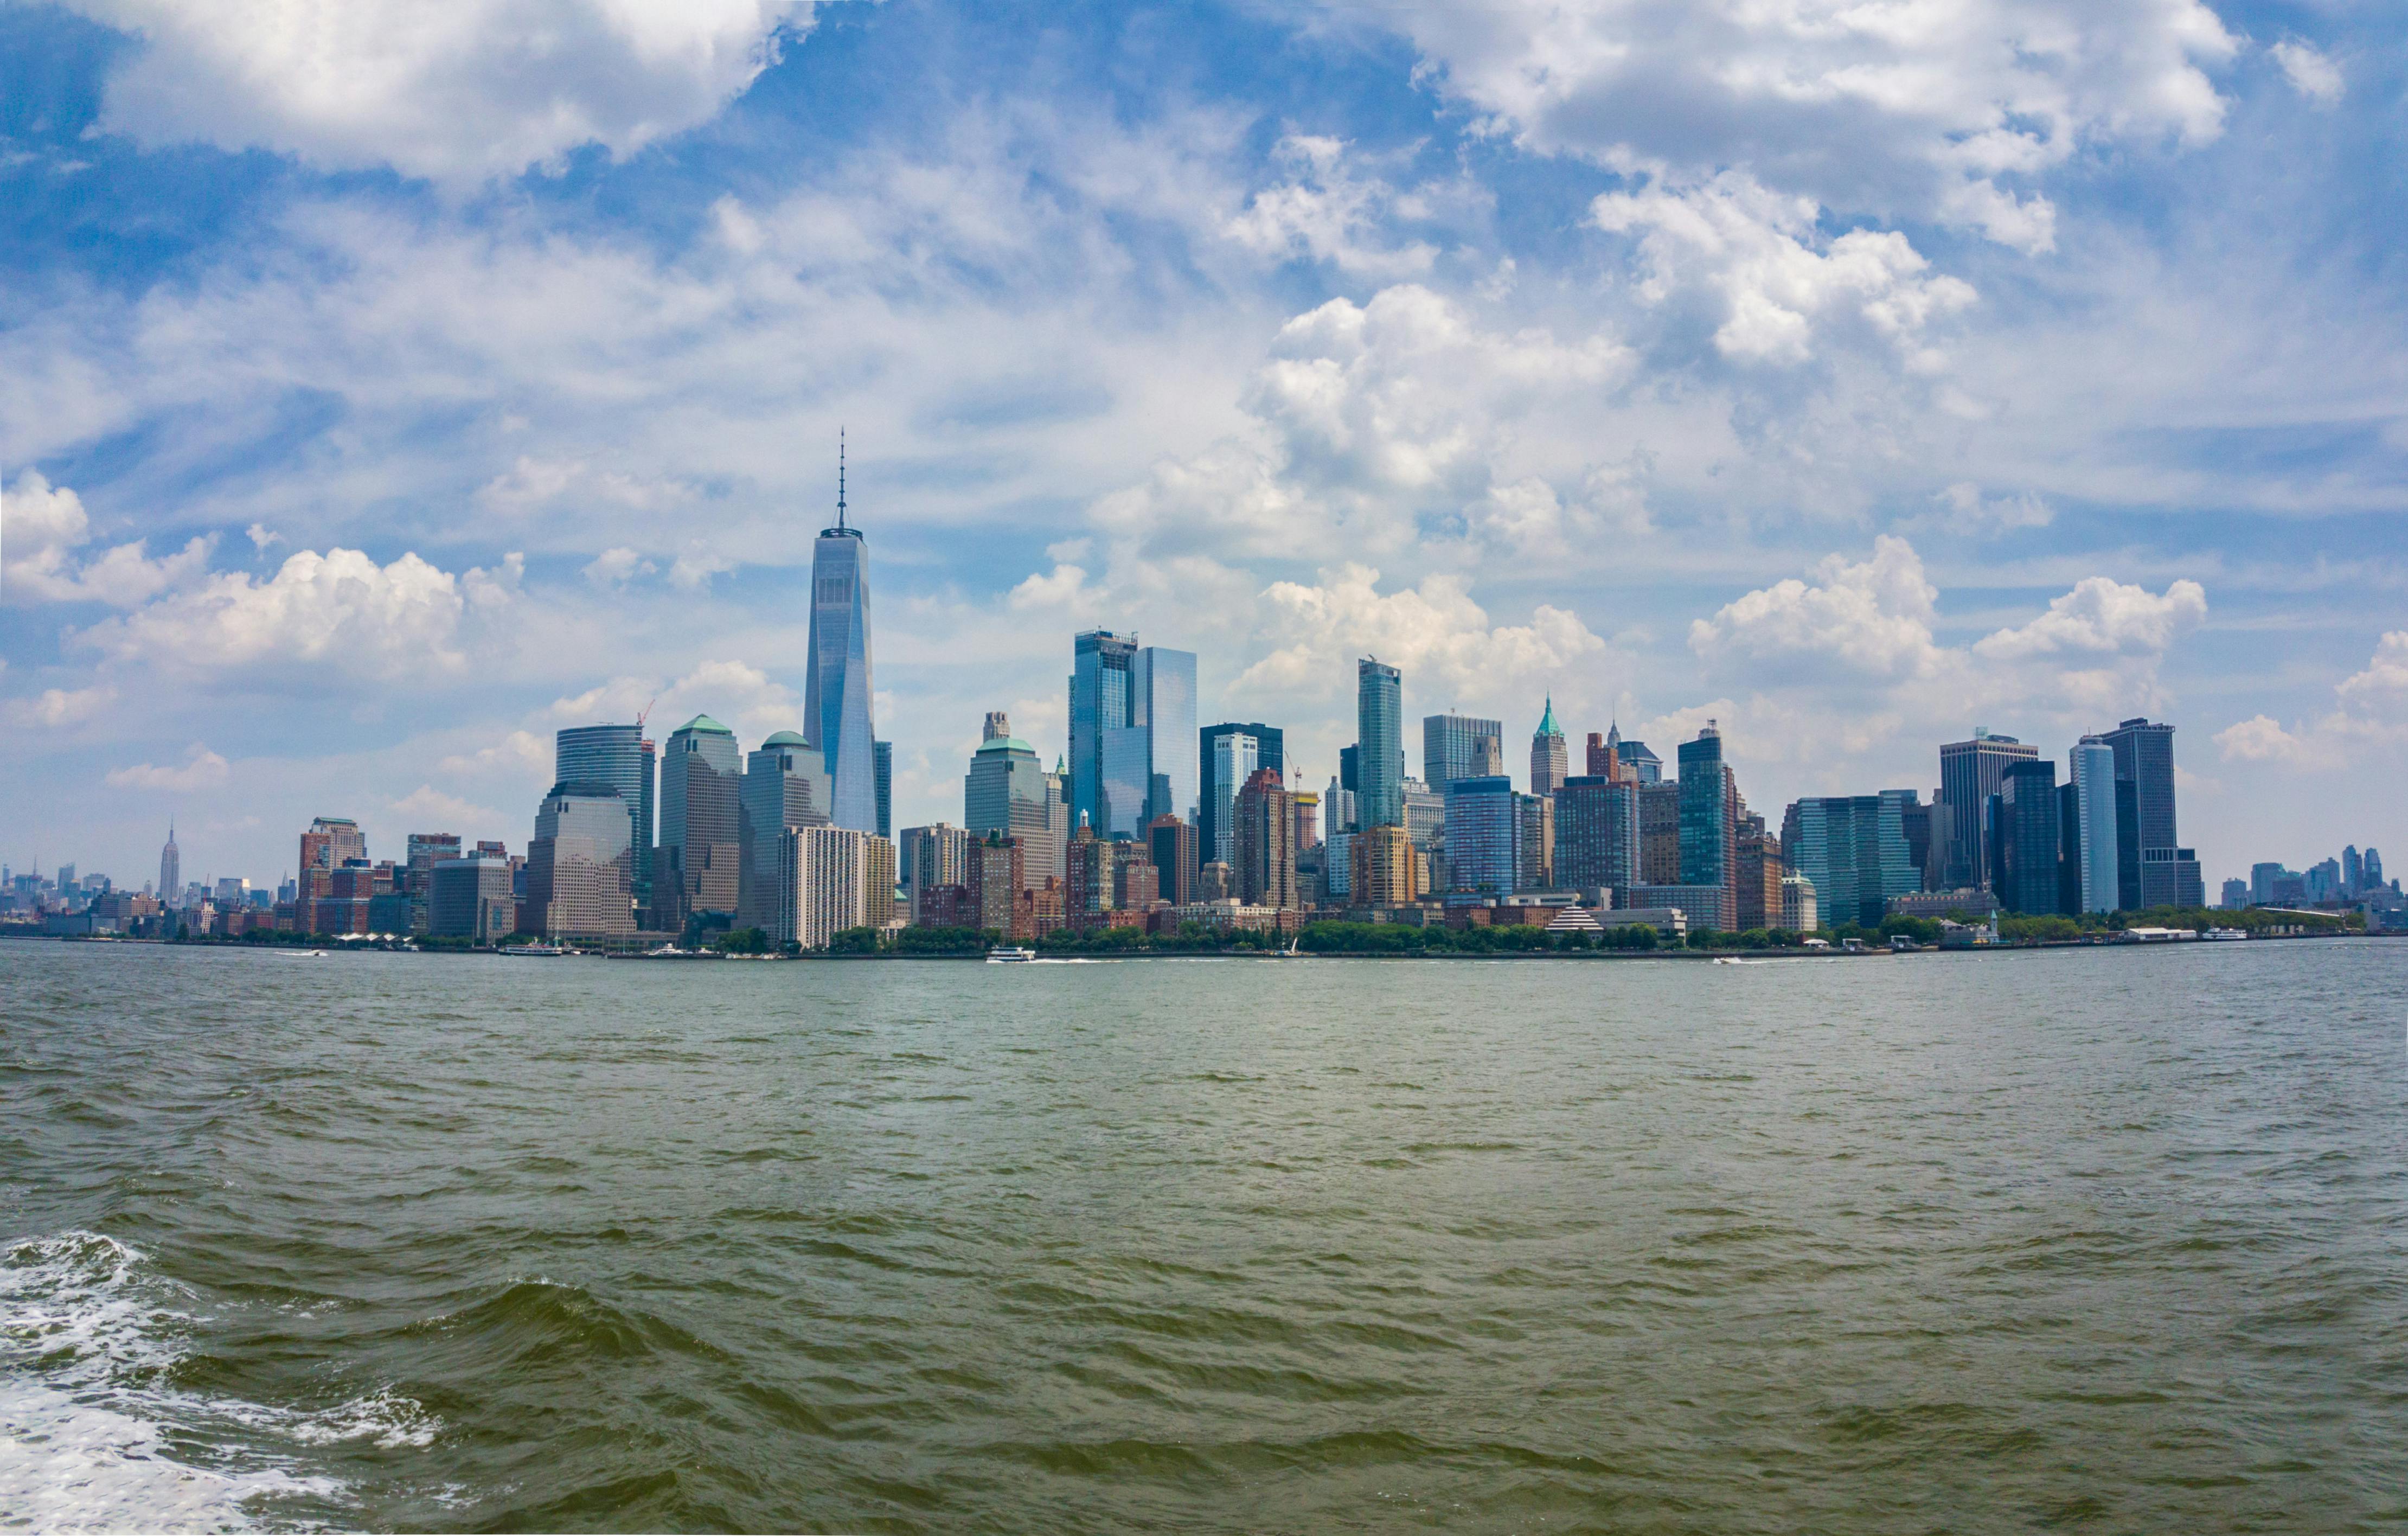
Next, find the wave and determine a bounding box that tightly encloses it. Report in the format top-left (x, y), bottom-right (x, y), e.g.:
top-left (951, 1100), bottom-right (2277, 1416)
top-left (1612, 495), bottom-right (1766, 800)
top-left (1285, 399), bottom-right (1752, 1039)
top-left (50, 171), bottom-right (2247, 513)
top-left (1, 1230), bottom-right (434, 1530)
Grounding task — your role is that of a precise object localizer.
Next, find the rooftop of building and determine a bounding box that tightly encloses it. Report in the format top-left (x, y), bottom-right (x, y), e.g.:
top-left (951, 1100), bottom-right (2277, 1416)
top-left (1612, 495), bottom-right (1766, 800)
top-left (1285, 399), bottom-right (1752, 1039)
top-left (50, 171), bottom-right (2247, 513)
top-left (759, 729), bottom-right (811, 748)
top-left (675, 713), bottom-right (733, 735)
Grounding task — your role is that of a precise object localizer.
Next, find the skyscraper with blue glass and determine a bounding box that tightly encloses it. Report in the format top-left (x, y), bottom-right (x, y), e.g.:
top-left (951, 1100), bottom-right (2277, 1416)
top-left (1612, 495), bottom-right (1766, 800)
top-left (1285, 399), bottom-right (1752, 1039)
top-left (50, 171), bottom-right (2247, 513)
top-left (1069, 631), bottom-right (1197, 840)
top-left (1356, 658), bottom-right (1404, 828)
top-left (806, 443), bottom-right (878, 833)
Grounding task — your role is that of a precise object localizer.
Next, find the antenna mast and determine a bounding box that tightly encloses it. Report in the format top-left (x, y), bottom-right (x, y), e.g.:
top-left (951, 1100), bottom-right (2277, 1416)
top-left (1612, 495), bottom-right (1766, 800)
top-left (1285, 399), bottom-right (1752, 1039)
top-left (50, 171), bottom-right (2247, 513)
top-left (837, 426), bottom-right (847, 530)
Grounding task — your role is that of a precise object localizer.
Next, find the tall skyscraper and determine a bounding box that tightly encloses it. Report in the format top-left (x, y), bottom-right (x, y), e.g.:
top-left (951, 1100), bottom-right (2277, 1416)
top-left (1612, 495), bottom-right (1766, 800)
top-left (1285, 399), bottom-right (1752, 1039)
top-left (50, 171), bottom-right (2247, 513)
top-left (1991, 759), bottom-right (2064, 916)
top-left (660, 715), bottom-right (742, 929)
top-left (873, 740), bottom-right (892, 840)
top-left (1554, 776), bottom-right (1638, 892)
top-left (1231, 767), bottom-right (1298, 910)
top-left (740, 731), bottom-right (833, 933)
top-left (1423, 713), bottom-right (1504, 794)
top-left (1148, 815), bottom-right (1199, 906)
top-left (1357, 658), bottom-right (1404, 828)
top-left (1350, 823), bottom-right (1420, 907)
top-left (1442, 776), bottom-right (1520, 893)
top-left (1780, 792), bottom-right (1919, 929)
top-left (404, 832), bottom-right (462, 933)
top-left (297, 817), bottom-right (367, 916)
top-left (1199, 722), bottom-right (1283, 867)
top-left (1939, 729), bottom-right (2038, 888)
top-left (556, 724), bottom-right (657, 913)
top-left (1069, 631), bottom-right (1196, 840)
top-left (901, 823), bottom-right (971, 921)
top-left (1638, 782), bottom-right (1681, 882)
top-left (157, 823), bottom-right (179, 905)
top-left (1676, 725), bottom-right (1734, 889)
top-left (965, 722), bottom-right (1067, 887)
top-left (779, 825), bottom-right (880, 950)
top-left (1609, 725), bottom-right (1662, 785)
top-left (2068, 738), bottom-right (2121, 914)
top-left (526, 783), bottom-right (636, 937)
top-left (2096, 718), bottom-right (2181, 905)
top-left (805, 443), bottom-right (878, 833)
top-left (1529, 699), bottom-right (1567, 797)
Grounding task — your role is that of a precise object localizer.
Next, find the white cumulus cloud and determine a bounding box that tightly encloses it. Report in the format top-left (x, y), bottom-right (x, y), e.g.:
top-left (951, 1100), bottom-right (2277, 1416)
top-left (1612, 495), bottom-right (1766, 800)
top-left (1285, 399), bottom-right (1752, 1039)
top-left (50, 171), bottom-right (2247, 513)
top-left (1594, 170), bottom-right (1976, 364)
top-left (2270, 41), bottom-right (2343, 105)
top-left (74, 547), bottom-right (506, 677)
top-left (67, 0), bottom-right (817, 184)
top-left (1689, 535), bottom-right (1944, 679)
top-left (2, 470), bottom-right (214, 607)
top-left (6, 684), bottom-right (119, 729)
top-left (104, 743), bottom-right (230, 792)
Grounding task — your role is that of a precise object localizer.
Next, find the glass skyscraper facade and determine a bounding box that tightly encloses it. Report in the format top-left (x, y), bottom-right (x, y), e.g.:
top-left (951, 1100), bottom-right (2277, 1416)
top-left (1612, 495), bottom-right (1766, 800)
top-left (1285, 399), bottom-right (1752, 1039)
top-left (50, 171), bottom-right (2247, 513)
top-left (556, 724), bottom-right (656, 913)
top-left (1676, 727), bottom-right (1732, 889)
top-left (1554, 776), bottom-right (1638, 892)
top-left (1199, 723), bottom-right (1283, 869)
top-left (1779, 791), bottom-right (1919, 929)
top-left (1442, 775), bottom-right (1520, 893)
top-left (2069, 738), bottom-right (2121, 913)
top-left (1939, 730), bottom-right (2038, 889)
top-left (660, 714), bottom-right (742, 926)
top-left (1069, 632), bottom-right (1196, 841)
top-left (1357, 658), bottom-right (1404, 828)
top-left (1992, 759), bottom-right (2064, 915)
top-left (1422, 713), bottom-right (1502, 794)
top-left (805, 510), bottom-right (878, 834)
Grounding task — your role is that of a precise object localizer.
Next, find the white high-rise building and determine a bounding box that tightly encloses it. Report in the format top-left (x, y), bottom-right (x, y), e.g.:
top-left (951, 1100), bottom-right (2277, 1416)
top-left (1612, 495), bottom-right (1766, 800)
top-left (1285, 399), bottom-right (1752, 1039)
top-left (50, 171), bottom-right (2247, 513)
top-left (780, 825), bottom-right (894, 950)
top-left (2070, 738), bottom-right (2122, 914)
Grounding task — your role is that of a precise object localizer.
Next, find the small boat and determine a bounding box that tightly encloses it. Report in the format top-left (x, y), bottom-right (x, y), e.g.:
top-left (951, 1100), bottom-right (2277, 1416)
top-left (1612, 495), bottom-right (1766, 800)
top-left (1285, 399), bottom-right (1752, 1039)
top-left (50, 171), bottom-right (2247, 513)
top-left (505, 944), bottom-right (571, 957)
top-left (987, 946), bottom-right (1037, 963)
top-left (275, 950), bottom-right (328, 959)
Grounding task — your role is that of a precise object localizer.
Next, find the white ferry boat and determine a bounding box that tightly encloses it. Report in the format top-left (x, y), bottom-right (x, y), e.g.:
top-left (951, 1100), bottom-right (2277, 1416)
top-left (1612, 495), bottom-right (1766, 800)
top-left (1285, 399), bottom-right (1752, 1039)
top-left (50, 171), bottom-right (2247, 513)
top-left (987, 946), bottom-right (1037, 963)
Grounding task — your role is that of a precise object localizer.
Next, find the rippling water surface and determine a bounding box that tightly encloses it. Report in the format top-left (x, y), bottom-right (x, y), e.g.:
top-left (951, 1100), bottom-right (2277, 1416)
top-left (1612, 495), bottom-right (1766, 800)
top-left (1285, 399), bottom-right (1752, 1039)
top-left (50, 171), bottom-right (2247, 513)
top-left (3, 939), bottom-right (2403, 1532)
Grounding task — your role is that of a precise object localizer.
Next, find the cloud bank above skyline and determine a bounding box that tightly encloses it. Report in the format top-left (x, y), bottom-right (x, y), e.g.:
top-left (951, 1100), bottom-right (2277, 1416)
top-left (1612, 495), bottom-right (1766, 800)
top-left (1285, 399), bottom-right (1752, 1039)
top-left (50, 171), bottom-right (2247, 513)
top-left (2, 0), bottom-right (2401, 891)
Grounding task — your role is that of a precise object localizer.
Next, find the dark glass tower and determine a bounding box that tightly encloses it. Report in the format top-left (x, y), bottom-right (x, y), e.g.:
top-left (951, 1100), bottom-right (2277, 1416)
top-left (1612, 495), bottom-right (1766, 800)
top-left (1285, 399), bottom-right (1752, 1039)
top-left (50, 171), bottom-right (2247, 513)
top-left (556, 723), bottom-right (656, 913)
top-left (1356, 658), bottom-right (1404, 828)
top-left (1994, 759), bottom-right (2064, 915)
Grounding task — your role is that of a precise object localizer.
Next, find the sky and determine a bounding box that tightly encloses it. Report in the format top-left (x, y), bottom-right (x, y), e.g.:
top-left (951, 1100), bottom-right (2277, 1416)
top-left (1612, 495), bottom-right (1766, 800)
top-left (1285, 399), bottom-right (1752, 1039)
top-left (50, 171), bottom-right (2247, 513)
top-left (2, 0), bottom-right (2403, 894)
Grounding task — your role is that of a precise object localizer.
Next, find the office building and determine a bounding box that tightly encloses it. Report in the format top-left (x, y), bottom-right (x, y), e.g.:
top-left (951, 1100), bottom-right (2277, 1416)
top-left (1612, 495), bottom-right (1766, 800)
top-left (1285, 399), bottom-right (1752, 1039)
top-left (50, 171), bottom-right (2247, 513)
top-left (1734, 824), bottom-right (1783, 932)
top-left (1200, 724), bottom-right (1281, 866)
top-left (739, 731), bottom-right (834, 933)
top-left (779, 825), bottom-right (885, 950)
top-left (526, 783), bottom-right (636, 937)
top-left (1638, 782), bottom-right (1680, 883)
top-left (1357, 658), bottom-right (1405, 828)
top-left (1676, 725), bottom-right (1736, 906)
top-left (966, 833), bottom-right (1023, 936)
top-left (903, 823), bottom-right (971, 923)
top-left (1443, 776), bottom-right (1521, 893)
top-left (157, 824), bottom-right (178, 908)
top-left (2061, 737), bottom-right (2119, 914)
top-left (1350, 823), bottom-right (1420, 907)
top-left (405, 832), bottom-right (462, 933)
top-left (964, 724), bottom-right (1066, 887)
top-left (660, 714), bottom-right (742, 929)
top-left (1516, 791), bottom-right (1554, 891)
top-left (1323, 776), bottom-right (1357, 840)
top-left (1628, 884), bottom-right (1733, 936)
top-left (1321, 829), bottom-right (1353, 902)
top-left (429, 854), bottom-right (516, 942)
top-left (297, 817), bottom-right (368, 915)
top-left (1991, 759), bottom-right (2064, 915)
top-left (1529, 699), bottom-right (1568, 798)
top-left (1555, 776), bottom-right (1638, 892)
top-left (2057, 782), bottom-right (2084, 917)
top-left (1401, 777), bottom-right (1445, 854)
top-left (555, 723), bottom-right (656, 911)
top-left (1291, 790), bottom-right (1320, 855)
top-left (1779, 873), bottom-right (1818, 933)
top-left (1939, 729), bottom-right (2038, 888)
top-left (1423, 713), bottom-right (1504, 794)
top-left (805, 453), bottom-right (879, 833)
top-left (2221, 878), bottom-right (2250, 910)
top-left (1149, 815), bottom-right (1199, 906)
top-left (1070, 631), bottom-right (1197, 840)
top-left (2091, 718), bottom-right (2183, 905)
top-left (1611, 728), bottom-right (1662, 785)
top-left (1780, 792), bottom-right (1920, 929)
top-left (2142, 847), bottom-right (2205, 910)
top-left (873, 741), bottom-right (892, 840)
top-left (1231, 767), bottom-right (1298, 910)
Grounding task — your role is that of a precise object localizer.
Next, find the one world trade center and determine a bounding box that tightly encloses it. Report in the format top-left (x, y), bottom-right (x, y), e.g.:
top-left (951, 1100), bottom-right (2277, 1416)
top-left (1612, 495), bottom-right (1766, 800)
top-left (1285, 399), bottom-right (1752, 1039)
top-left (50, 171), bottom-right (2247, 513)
top-left (806, 439), bottom-right (878, 833)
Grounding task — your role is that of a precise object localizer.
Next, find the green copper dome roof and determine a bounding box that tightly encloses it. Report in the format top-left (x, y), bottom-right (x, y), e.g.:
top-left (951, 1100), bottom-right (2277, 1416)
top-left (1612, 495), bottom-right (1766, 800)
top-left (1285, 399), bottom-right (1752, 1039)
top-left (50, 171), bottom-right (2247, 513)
top-left (1536, 695), bottom-right (1562, 737)
top-left (976, 735), bottom-right (1035, 755)
top-left (676, 713), bottom-right (734, 735)
top-left (759, 729), bottom-right (811, 748)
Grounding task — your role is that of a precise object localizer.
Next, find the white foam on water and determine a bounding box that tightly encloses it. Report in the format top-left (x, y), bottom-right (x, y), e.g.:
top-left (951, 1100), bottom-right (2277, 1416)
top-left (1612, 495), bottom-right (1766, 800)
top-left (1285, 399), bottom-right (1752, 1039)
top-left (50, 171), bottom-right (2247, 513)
top-left (2, 1230), bottom-right (434, 1529)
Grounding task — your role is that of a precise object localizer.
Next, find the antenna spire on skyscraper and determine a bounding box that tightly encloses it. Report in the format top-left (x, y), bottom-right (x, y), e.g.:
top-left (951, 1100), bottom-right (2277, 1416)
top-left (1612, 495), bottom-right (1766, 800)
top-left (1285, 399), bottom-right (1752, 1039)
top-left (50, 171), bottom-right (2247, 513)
top-left (837, 427), bottom-right (848, 530)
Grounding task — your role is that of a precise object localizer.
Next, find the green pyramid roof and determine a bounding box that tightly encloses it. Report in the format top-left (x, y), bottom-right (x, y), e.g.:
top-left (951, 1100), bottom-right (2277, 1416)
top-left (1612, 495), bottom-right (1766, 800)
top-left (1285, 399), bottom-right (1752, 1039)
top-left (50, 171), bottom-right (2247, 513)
top-left (677, 713), bottom-right (734, 735)
top-left (1536, 695), bottom-right (1562, 738)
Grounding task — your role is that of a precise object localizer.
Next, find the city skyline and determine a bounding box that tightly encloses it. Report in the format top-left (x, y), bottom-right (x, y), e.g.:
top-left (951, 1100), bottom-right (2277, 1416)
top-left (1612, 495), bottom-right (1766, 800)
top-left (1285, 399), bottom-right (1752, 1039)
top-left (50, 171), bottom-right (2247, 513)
top-left (4, 0), bottom-right (2405, 893)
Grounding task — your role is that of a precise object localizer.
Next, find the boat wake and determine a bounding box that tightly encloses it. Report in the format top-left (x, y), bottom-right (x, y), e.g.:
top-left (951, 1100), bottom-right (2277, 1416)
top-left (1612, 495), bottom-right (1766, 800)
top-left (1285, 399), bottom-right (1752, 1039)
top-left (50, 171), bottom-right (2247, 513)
top-left (1, 1231), bottom-right (433, 1529)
